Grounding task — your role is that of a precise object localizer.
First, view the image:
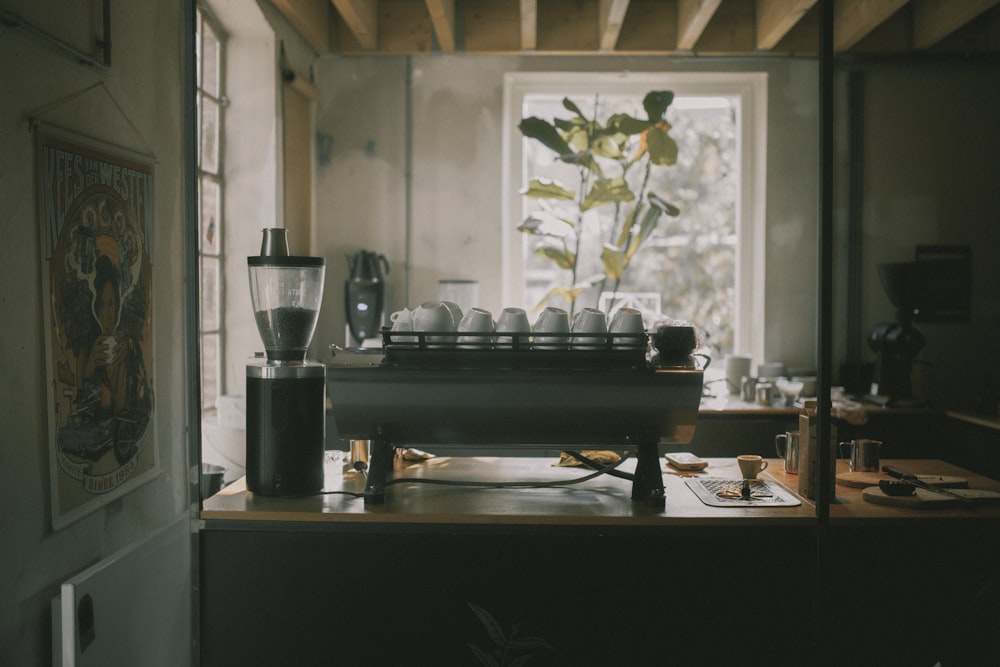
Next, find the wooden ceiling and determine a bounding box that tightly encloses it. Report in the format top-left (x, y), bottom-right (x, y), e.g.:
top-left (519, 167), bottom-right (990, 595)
top-left (271, 0), bottom-right (1000, 58)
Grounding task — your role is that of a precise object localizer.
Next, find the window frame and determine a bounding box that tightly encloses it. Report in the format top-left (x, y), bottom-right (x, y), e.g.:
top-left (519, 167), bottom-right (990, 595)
top-left (501, 71), bottom-right (767, 361)
top-left (196, 5), bottom-right (227, 413)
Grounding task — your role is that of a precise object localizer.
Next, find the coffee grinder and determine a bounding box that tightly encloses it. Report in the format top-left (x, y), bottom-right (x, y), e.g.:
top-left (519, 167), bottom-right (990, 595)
top-left (246, 228), bottom-right (326, 496)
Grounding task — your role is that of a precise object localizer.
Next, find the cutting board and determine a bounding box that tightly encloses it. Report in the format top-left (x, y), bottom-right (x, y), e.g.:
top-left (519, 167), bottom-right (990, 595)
top-left (862, 486), bottom-right (1000, 509)
top-left (837, 471), bottom-right (968, 489)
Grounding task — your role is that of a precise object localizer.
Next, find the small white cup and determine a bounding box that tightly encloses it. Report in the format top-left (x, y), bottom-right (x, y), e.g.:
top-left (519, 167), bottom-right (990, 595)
top-left (737, 454), bottom-right (769, 480)
top-left (389, 307), bottom-right (416, 344)
top-left (457, 308), bottom-right (495, 349)
top-left (440, 301), bottom-right (463, 329)
top-left (609, 307), bottom-right (645, 349)
top-left (412, 301), bottom-right (456, 346)
top-left (571, 308), bottom-right (608, 349)
top-left (495, 307), bottom-right (530, 349)
top-left (533, 306), bottom-right (570, 349)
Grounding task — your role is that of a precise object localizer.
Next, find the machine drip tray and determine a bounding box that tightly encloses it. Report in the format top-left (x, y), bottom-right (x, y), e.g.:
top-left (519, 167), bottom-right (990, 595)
top-left (686, 478), bottom-right (802, 507)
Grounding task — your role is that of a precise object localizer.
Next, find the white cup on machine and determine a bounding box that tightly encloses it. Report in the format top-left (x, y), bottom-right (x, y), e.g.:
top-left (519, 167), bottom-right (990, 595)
top-left (457, 307), bottom-right (495, 349)
top-left (571, 308), bottom-right (608, 349)
top-left (411, 300), bottom-right (457, 346)
top-left (532, 306), bottom-right (570, 349)
top-left (608, 307), bottom-right (645, 349)
top-left (495, 307), bottom-right (530, 349)
top-left (389, 307), bottom-right (416, 344)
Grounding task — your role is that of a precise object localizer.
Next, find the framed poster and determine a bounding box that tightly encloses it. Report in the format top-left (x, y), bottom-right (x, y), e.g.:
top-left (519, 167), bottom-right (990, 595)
top-left (36, 125), bottom-right (159, 529)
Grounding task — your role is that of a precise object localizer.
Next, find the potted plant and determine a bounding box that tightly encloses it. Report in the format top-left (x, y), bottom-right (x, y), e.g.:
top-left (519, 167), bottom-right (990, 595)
top-left (517, 90), bottom-right (681, 316)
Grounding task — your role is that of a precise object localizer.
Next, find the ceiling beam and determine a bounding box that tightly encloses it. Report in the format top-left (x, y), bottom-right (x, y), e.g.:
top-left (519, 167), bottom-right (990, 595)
top-left (599, 0), bottom-right (631, 50)
top-left (832, 0), bottom-right (908, 51)
top-left (677, 0), bottom-right (722, 50)
top-left (912, 0), bottom-right (1000, 49)
top-left (331, 0), bottom-right (378, 50)
top-left (271, 0), bottom-right (331, 53)
top-left (520, 0), bottom-right (537, 50)
top-left (755, 0), bottom-right (816, 50)
top-left (425, 0), bottom-right (456, 52)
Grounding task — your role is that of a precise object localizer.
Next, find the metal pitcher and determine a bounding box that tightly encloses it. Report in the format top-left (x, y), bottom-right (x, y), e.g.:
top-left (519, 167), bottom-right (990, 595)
top-left (839, 438), bottom-right (882, 473)
top-left (775, 431), bottom-right (800, 474)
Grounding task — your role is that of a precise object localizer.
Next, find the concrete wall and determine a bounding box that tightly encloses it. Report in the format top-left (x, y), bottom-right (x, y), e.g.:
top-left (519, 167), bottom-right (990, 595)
top-left (0, 1), bottom-right (189, 662)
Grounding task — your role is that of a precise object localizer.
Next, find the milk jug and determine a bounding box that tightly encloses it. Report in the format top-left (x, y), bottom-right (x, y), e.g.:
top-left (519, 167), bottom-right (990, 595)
top-left (797, 400), bottom-right (837, 500)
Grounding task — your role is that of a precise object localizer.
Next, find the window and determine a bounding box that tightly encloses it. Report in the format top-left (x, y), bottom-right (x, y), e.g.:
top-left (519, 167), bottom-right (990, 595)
top-left (502, 72), bottom-right (767, 360)
top-left (196, 7), bottom-right (226, 412)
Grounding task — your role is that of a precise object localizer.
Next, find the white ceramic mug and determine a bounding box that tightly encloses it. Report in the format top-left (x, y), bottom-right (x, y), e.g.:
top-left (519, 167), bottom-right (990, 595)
top-left (457, 307), bottom-right (495, 349)
top-left (571, 308), bottom-right (608, 349)
top-left (725, 354), bottom-right (752, 395)
top-left (495, 307), bottom-right (531, 349)
top-left (389, 307), bottom-right (416, 344)
top-left (737, 454), bottom-right (769, 480)
top-left (412, 300), bottom-right (456, 345)
top-left (533, 306), bottom-right (570, 349)
top-left (609, 307), bottom-right (645, 349)
top-left (440, 300), bottom-right (463, 329)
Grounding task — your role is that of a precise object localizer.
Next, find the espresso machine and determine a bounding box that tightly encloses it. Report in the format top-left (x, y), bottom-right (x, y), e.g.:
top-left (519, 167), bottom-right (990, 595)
top-left (246, 228), bottom-right (326, 496)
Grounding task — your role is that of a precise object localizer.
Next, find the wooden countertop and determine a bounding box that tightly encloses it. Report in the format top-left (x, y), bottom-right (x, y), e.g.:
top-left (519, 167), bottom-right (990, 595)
top-left (201, 455), bottom-right (1000, 528)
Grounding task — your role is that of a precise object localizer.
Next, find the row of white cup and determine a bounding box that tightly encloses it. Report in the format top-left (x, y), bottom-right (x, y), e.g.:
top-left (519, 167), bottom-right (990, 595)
top-left (389, 301), bottom-right (645, 349)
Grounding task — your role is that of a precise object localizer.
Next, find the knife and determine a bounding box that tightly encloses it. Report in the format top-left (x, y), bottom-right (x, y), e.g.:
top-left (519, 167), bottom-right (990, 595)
top-left (882, 465), bottom-right (975, 505)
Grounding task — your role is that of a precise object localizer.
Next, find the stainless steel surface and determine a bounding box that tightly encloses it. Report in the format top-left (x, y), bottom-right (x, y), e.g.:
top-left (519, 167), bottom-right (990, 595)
top-left (775, 431), bottom-right (800, 474)
top-left (260, 227), bottom-right (289, 256)
top-left (327, 350), bottom-right (703, 447)
top-left (841, 438), bottom-right (881, 473)
top-left (247, 360), bottom-right (326, 379)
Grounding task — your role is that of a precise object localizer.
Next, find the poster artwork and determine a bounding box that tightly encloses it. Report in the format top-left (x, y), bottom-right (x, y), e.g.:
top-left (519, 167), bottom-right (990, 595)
top-left (37, 126), bottom-right (158, 528)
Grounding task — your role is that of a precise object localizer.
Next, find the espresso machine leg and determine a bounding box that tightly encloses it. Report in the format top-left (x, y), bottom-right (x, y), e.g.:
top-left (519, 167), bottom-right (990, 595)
top-left (630, 433), bottom-right (666, 509)
top-left (364, 430), bottom-right (395, 506)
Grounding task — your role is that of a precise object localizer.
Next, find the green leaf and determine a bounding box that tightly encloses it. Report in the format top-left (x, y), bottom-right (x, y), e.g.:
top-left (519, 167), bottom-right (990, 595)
top-left (581, 176), bottom-right (635, 211)
top-left (562, 97), bottom-right (587, 120)
top-left (520, 178), bottom-right (575, 201)
top-left (544, 286), bottom-right (586, 306)
top-left (468, 603), bottom-right (507, 648)
top-left (534, 244), bottom-right (575, 270)
top-left (601, 244), bottom-right (628, 281)
top-left (643, 90), bottom-right (674, 121)
top-left (607, 113), bottom-right (654, 135)
top-left (518, 117), bottom-right (573, 156)
top-left (615, 207), bottom-right (638, 247)
top-left (648, 192), bottom-right (681, 216)
top-left (518, 210), bottom-right (574, 237)
top-left (627, 206), bottom-right (665, 259)
top-left (590, 134), bottom-right (623, 159)
top-left (645, 126), bottom-right (678, 165)
top-left (558, 151), bottom-right (603, 178)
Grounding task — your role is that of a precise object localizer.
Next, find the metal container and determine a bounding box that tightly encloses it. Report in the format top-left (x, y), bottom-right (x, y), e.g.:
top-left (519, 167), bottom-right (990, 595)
top-left (840, 438), bottom-right (882, 473)
top-left (775, 431), bottom-right (800, 474)
top-left (740, 376), bottom-right (757, 402)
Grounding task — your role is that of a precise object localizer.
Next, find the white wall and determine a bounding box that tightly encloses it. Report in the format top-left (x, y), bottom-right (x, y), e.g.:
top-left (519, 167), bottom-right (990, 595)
top-left (312, 55), bottom-right (821, 372)
top-left (0, 1), bottom-right (189, 662)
